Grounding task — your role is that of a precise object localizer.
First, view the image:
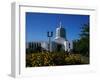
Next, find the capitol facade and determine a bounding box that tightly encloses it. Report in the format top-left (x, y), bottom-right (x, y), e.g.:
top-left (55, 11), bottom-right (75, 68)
top-left (26, 22), bottom-right (72, 52)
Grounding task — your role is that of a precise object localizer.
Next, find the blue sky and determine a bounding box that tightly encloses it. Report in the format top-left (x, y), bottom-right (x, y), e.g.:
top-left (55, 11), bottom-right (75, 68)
top-left (26, 12), bottom-right (89, 42)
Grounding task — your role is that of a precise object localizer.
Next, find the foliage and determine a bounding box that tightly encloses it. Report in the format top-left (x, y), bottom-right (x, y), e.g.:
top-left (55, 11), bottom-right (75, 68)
top-left (26, 52), bottom-right (89, 67)
top-left (73, 24), bottom-right (89, 57)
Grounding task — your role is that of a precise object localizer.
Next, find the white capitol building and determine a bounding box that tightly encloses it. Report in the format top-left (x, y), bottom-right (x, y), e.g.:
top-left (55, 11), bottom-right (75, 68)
top-left (26, 22), bottom-right (72, 52)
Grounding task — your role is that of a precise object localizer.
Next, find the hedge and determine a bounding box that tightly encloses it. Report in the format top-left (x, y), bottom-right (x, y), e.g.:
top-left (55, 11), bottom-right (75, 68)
top-left (26, 52), bottom-right (89, 67)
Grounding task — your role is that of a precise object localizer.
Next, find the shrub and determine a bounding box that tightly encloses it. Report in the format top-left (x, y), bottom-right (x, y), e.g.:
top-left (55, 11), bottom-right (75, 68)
top-left (26, 52), bottom-right (89, 67)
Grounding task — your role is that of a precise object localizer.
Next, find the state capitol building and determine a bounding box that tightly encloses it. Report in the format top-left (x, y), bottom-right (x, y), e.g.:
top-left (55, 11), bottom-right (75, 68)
top-left (26, 21), bottom-right (72, 53)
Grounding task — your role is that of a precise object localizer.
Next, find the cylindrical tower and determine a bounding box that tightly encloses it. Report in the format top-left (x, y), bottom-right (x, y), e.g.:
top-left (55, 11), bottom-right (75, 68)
top-left (55, 21), bottom-right (66, 39)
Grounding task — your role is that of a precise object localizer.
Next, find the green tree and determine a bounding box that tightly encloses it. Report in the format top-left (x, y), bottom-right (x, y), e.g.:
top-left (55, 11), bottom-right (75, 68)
top-left (73, 24), bottom-right (89, 57)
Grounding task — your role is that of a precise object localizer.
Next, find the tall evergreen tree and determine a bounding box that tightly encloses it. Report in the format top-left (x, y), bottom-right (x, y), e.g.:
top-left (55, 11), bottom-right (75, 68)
top-left (73, 24), bottom-right (89, 56)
